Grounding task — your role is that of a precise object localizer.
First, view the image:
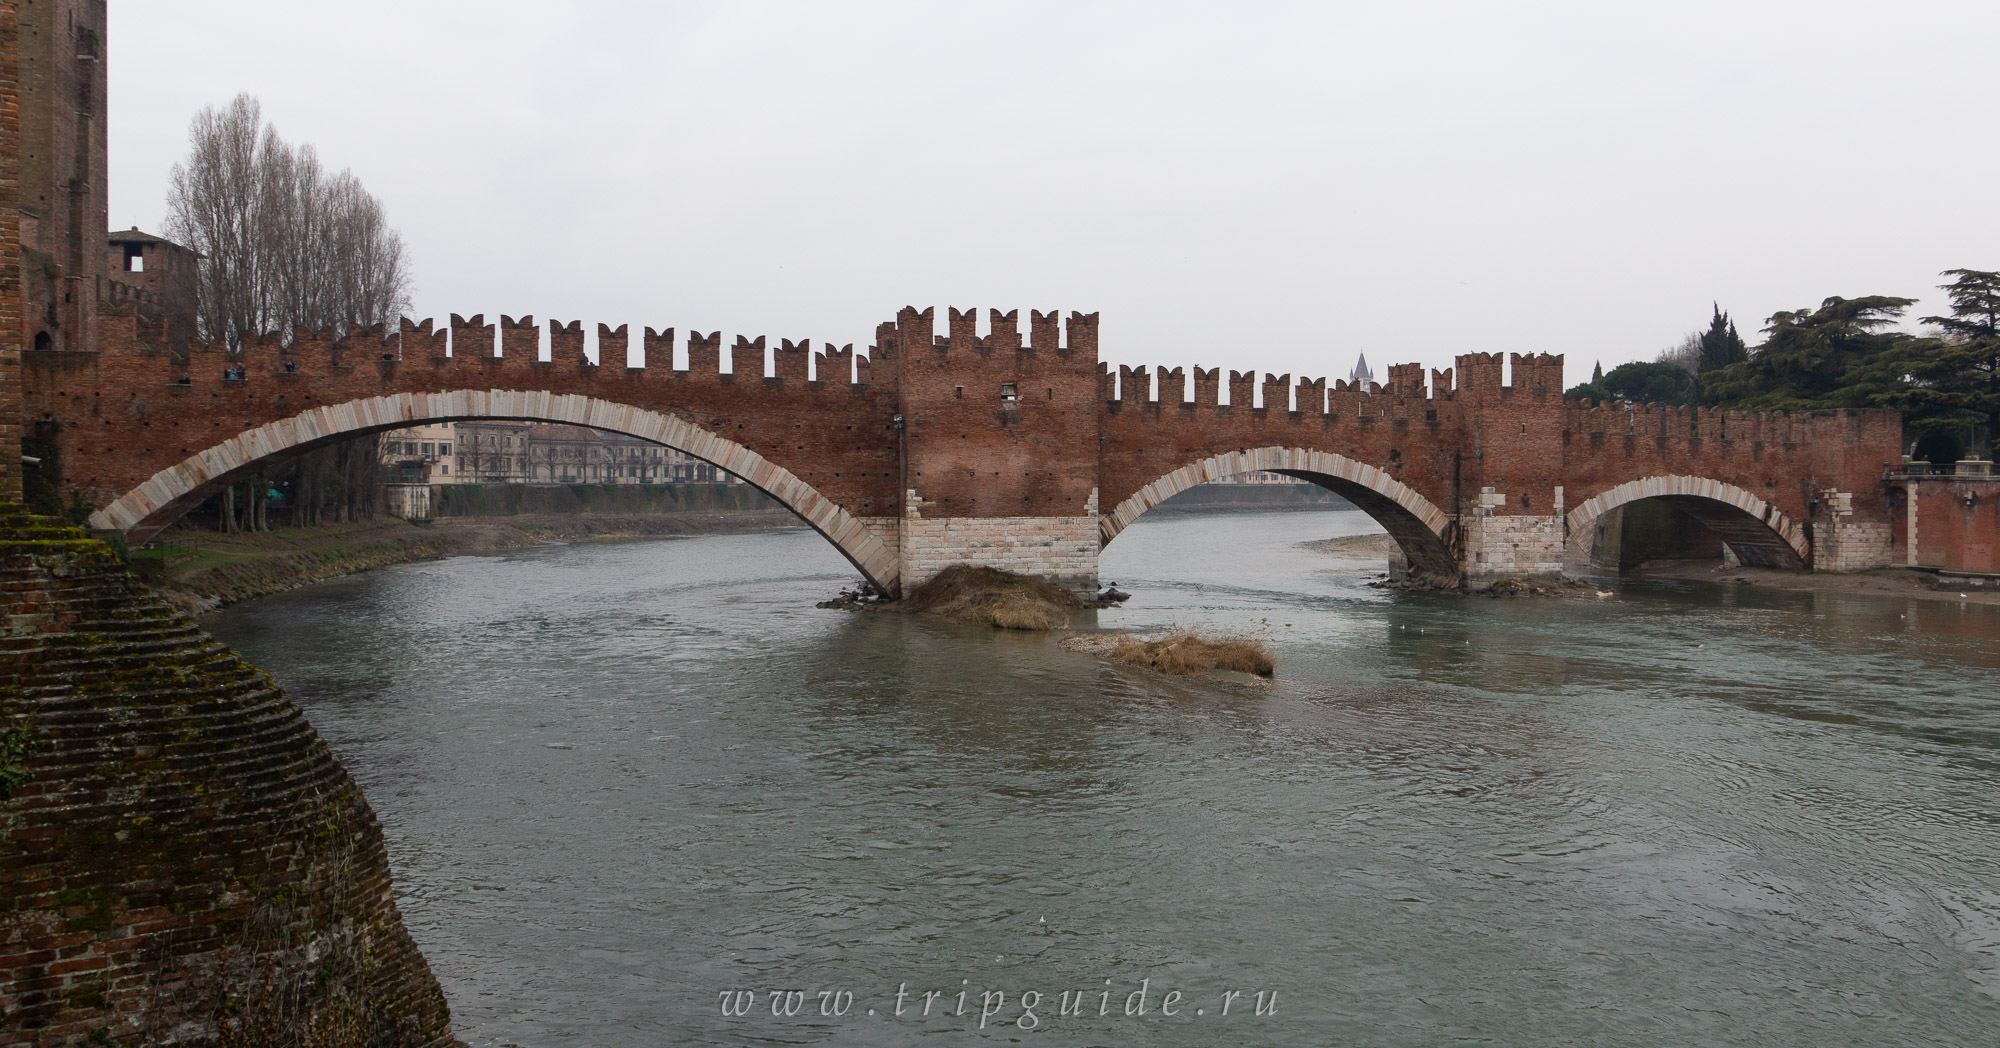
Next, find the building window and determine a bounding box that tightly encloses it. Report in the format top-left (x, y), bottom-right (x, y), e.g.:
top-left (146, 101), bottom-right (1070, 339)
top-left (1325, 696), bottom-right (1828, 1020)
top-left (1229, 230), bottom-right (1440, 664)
top-left (440, 464), bottom-right (449, 475)
top-left (440, 443), bottom-right (451, 456)
top-left (1000, 382), bottom-right (1018, 402)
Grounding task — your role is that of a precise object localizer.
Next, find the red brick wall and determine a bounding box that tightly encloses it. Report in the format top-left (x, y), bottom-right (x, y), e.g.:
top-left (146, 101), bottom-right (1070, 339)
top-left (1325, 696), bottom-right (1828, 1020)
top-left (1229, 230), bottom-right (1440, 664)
top-left (15, 1), bottom-right (107, 359)
top-left (1556, 401), bottom-right (1901, 533)
top-left (1899, 479), bottom-right (1999, 574)
top-left (890, 306), bottom-right (1102, 519)
top-left (23, 304), bottom-right (1911, 576)
top-left (1099, 352), bottom-right (1900, 552)
top-left (25, 312), bottom-right (903, 523)
top-left (1, 0), bottom-right (21, 501)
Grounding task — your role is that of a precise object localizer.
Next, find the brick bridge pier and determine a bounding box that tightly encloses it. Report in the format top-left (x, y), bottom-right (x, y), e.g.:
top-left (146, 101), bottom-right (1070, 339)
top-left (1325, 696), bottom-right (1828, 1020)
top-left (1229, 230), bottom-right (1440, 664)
top-left (28, 305), bottom-right (1904, 594)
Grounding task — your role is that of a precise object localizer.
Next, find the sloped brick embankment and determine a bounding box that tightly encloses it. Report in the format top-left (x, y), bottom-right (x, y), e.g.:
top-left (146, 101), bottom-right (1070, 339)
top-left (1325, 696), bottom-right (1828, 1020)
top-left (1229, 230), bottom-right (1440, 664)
top-left (0, 510), bottom-right (456, 1046)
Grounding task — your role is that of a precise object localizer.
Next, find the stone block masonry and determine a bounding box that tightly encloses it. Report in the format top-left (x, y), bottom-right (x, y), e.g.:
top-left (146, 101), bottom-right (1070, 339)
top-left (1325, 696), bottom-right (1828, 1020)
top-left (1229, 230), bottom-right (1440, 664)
top-left (1461, 505), bottom-right (1566, 582)
top-left (901, 515), bottom-right (1101, 595)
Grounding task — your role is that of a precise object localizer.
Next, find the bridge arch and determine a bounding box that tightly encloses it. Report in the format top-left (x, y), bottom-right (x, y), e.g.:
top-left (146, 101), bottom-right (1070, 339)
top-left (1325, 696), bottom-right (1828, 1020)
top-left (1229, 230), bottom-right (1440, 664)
top-left (1565, 475), bottom-right (1809, 570)
top-left (91, 389), bottom-right (901, 591)
top-left (1101, 447), bottom-right (1460, 579)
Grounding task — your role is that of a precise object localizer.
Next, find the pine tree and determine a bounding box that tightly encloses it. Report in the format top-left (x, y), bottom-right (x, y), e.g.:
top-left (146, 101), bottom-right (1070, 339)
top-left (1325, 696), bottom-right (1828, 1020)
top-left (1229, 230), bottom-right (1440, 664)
top-left (1591, 360), bottom-right (1603, 383)
top-left (1697, 304), bottom-right (1748, 373)
top-left (1857, 269), bottom-right (2000, 456)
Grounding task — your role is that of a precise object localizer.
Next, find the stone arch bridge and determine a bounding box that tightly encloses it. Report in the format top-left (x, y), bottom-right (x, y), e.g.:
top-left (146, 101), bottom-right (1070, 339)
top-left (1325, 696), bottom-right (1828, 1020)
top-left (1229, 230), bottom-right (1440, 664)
top-left (24, 305), bottom-right (1902, 594)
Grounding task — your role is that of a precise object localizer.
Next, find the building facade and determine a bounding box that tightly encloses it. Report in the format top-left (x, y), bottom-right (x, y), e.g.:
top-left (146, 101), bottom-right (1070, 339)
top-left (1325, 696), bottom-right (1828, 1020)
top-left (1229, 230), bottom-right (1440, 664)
top-left (380, 421), bottom-right (457, 483)
top-left (381, 421), bottom-right (739, 485)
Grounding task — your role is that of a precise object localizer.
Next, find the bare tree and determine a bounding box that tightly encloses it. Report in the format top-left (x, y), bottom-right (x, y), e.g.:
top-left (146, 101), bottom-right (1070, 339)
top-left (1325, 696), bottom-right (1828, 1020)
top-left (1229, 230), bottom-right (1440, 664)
top-left (1658, 331), bottom-right (1703, 375)
top-left (163, 93), bottom-right (414, 530)
top-left (165, 94), bottom-right (411, 345)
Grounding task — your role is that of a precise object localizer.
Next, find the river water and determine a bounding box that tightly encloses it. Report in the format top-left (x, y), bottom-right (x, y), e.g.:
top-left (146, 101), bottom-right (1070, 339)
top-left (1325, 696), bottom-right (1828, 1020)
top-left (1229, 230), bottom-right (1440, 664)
top-left (205, 508), bottom-right (2000, 1047)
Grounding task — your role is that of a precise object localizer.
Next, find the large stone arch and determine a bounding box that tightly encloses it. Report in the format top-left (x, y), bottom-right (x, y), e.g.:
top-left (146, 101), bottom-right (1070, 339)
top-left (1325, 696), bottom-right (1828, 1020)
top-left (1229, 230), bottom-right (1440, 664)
top-left (91, 390), bottom-right (901, 591)
top-left (1565, 474), bottom-right (1809, 570)
top-left (1101, 447), bottom-right (1460, 579)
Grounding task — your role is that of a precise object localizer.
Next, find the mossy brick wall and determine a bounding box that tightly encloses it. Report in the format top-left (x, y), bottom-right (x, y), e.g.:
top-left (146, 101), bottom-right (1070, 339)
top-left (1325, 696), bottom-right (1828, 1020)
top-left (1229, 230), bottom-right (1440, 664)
top-left (0, 510), bottom-right (455, 1046)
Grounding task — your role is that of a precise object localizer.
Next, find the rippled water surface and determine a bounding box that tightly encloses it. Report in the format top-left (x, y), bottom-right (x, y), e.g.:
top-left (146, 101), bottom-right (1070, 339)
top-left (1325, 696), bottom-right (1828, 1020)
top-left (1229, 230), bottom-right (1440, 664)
top-left (207, 509), bottom-right (2000, 1047)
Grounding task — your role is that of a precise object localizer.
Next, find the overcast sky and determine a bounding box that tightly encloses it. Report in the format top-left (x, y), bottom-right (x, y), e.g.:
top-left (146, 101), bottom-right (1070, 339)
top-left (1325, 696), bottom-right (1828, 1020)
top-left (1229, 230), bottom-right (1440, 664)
top-left (107, 0), bottom-right (1998, 388)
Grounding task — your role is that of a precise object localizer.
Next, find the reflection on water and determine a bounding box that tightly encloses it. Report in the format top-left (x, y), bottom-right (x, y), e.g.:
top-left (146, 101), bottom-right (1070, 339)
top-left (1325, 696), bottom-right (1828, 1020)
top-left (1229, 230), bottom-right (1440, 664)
top-left (207, 509), bottom-right (2000, 1047)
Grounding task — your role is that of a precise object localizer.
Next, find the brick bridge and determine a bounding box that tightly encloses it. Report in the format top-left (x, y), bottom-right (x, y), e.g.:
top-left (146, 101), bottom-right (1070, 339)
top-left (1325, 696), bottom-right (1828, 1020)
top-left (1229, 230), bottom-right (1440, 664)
top-left (26, 305), bottom-right (1903, 594)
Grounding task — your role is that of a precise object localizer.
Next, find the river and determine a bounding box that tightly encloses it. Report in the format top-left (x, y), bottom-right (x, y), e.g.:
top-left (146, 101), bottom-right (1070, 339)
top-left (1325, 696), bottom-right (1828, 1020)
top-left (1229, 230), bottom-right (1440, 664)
top-left (205, 508), bottom-right (2000, 1047)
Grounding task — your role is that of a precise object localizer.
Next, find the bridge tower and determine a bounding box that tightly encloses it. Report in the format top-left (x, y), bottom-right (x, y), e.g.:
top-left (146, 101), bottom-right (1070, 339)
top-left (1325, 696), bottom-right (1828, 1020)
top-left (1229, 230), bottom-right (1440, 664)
top-left (884, 306), bottom-right (1105, 594)
top-left (1451, 351), bottom-right (1572, 580)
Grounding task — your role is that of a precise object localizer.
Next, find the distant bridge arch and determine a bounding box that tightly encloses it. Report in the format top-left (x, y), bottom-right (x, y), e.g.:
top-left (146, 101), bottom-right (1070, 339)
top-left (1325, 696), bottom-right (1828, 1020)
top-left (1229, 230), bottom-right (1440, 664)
top-left (1100, 446), bottom-right (1460, 580)
top-left (91, 390), bottom-right (901, 591)
top-left (1565, 474), bottom-right (1810, 570)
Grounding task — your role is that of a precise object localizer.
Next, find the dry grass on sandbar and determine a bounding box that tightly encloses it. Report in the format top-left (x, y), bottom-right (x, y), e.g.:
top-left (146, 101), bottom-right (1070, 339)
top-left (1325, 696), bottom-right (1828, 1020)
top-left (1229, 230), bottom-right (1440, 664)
top-left (895, 564), bottom-right (1088, 631)
top-left (1106, 632), bottom-right (1277, 677)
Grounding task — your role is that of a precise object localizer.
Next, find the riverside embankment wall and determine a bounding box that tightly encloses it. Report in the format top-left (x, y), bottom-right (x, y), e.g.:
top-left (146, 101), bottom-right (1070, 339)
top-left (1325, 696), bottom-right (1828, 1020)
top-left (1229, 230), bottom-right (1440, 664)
top-left (0, 515), bottom-right (456, 1046)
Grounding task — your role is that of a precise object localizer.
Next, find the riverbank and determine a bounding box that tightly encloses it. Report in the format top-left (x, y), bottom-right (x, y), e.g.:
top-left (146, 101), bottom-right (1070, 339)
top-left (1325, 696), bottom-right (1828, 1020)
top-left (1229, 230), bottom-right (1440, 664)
top-left (1629, 560), bottom-right (2000, 606)
top-left (1295, 529), bottom-right (2000, 605)
top-left (1297, 532), bottom-right (1397, 559)
top-left (132, 510), bottom-right (802, 612)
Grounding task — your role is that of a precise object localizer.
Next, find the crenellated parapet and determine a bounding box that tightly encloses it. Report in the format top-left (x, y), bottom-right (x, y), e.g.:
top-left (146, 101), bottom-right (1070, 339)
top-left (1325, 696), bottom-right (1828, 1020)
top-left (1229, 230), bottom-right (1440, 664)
top-left (28, 305), bottom-right (1906, 593)
top-left (450, 313), bottom-right (495, 358)
top-left (88, 312), bottom-right (909, 388)
top-left (26, 308), bottom-right (917, 540)
top-left (883, 305), bottom-right (1099, 364)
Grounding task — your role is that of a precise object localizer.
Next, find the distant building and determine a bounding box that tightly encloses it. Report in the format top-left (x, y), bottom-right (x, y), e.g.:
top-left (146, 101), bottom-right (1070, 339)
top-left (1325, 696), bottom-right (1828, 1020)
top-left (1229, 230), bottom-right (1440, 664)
top-left (379, 422), bottom-right (458, 483)
top-left (1213, 470), bottom-right (1297, 485)
top-left (450, 421), bottom-right (532, 483)
top-left (105, 227), bottom-right (197, 299)
top-left (1349, 353), bottom-right (1374, 387)
top-left (379, 422), bottom-right (737, 485)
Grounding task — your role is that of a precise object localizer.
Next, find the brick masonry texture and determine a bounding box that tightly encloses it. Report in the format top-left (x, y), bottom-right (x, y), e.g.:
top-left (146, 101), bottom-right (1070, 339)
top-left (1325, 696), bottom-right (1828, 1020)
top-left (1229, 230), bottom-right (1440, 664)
top-left (1895, 477), bottom-right (1998, 574)
top-left (1, 0), bottom-right (21, 502)
top-left (0, 513), bottom-right (455, 1046)
top-left (26, 310), bottom-right (1909, 591)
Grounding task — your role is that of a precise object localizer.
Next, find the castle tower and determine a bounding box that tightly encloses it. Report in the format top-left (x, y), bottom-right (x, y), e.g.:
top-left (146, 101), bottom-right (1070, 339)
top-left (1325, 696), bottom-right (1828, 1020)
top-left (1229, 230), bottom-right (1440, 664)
top-left (15, 1), bottom-right (108, 357)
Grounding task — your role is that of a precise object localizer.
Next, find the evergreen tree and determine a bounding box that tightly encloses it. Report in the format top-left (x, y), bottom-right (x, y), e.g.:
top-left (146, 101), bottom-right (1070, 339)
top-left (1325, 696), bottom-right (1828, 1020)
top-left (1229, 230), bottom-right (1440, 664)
top-left (1852, 270), bottom-right (2000, 456)
top-left (1696, 304), bottom-right (1748, 373)
top-left (1591, 360), bottom-right (1603, 383)
top-left (1567, 361), bottom-right (1695, 405)
top-left (1702, 295), bottom-right (1916, 411)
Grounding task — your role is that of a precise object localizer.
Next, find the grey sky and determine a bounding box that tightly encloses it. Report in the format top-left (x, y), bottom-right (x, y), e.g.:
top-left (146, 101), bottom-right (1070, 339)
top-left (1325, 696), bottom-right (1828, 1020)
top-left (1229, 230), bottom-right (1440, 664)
top-left (108, 0), bottom-right (1998, 388)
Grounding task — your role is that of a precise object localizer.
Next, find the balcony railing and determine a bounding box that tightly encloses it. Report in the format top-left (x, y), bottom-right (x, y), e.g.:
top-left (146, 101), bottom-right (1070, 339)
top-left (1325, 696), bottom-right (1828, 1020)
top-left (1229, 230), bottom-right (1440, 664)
top-left (1885, 460), bottom-right (1995, 480)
